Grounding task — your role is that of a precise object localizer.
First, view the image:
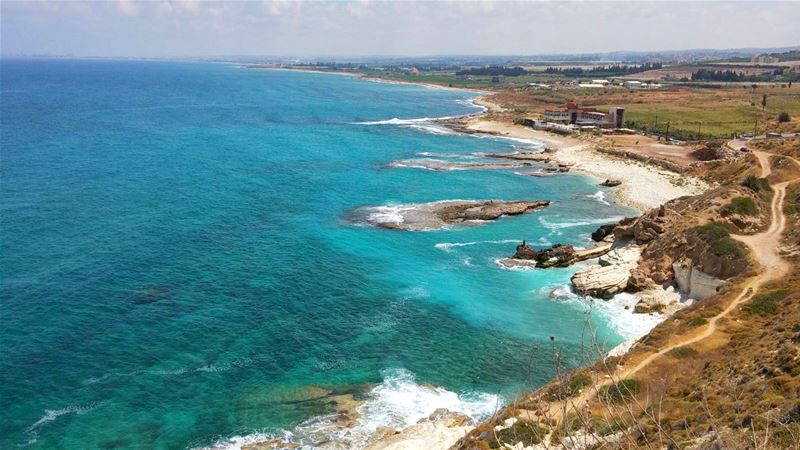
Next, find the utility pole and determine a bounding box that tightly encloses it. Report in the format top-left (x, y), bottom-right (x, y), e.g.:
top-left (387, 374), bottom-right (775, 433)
top-left (665, 121), bottom-right (670, 142)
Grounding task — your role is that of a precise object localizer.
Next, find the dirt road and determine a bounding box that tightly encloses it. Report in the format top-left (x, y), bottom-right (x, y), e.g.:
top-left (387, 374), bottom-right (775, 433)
top-left (622, 150), bottom-right (790, 378)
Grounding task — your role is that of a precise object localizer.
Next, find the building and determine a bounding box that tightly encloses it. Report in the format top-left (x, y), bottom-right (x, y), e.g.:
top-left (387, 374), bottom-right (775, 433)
top-left (491, 75), bottom-right (505, 83)
top-left (543, 102), bottom-right (626, 128)
top-left (578, 83), bottom-right (607, 88)
top-left (405, 67), bottom-right (420, 76)
top-left (751, 54), bottom-right (780, 64)
top-left (591, 79), bottom-right (610, 85)
top-left (624, 80), bottom-right (642, 89)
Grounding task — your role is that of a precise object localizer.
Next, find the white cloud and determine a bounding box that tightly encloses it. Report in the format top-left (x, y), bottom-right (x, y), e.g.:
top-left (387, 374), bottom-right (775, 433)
top-left (1, 1), bottom-right (798, 57)
top-left (116, 0), bottom-right (138, 17)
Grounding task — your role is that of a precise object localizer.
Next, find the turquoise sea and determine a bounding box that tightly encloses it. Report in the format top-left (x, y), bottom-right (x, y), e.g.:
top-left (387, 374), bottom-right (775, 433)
top-left (1, 60), bottom-right (640, 449)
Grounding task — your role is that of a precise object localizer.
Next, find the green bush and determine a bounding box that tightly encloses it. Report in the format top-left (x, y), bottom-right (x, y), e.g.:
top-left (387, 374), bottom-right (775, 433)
top-left (778, 112), bottom-right (791, 123)
top-left (690, 222), bottom-right (746, 258)
top-left (592, 417), bottom-right (630, 436)
top-left (742, 175), bottom-right (772, 195)
top-left (722, 196), bottom-right (758, 216)
top-left (692, 221), bottom-right (732, 240)
top-left (599, 379), bottom-right (641, 404)
top-left (490, 420), bottom-right (547, 448)
top-left (544, 371), bottom-right (592, 400)
top-left (686, 315), bottom-right (708, 327)
top-left (668, 346), bottom-right (699, 359)
top-left (743, 289), bottom-right (789, 317)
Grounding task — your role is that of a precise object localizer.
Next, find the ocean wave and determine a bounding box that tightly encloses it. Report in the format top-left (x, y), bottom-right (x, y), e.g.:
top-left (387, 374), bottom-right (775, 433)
top-left (472, 133), bottom-right (545, 149)
top-left (435, 239), bottom-right (519, 252)
top-left (407, 123), bottom-right (458, 135)
top-left (200, 368), bottom-right (500, 450)
top-left (538, 215), bottom-right (627, 235)
top-left (457, 97), bottom-right (489, 113)
top-left (27, 403), bottom-right (98, 433)
top-left (588, 191), bottom-right (611, 206)
top-left (417, 151), bottom-right (476, 159)
top-left (356, 116), bottom-right (456, 125)
top-left (542, 284), bottom-right (666, 345)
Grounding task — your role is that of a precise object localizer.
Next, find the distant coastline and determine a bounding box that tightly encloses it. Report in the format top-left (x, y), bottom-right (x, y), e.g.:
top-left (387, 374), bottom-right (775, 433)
top-left (232, 64), bottom-right (714, 450)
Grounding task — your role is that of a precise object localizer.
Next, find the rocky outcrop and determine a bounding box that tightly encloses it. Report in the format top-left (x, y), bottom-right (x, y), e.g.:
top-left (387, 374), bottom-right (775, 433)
top-left (516, 242), bottom-right (576, 267)
top-left (633, 285), bottom-right (683, 313)
top-left (571, 245), bottom-right (642, 299)
top-left (600, 179), bottom-right (622, 187)
top-left (591, 224), bottom-right (617, 242)
top-left (365, 408), bottom-right (474, 450)
top-left (437, 201), bottom-right (550, 222)
top-left (672, 257), bottom-right (726, 300)
top-left (483, 152), bottom-right (552, 162)
top-left (571, 265), bottom-right (633, 299)
top-left (350, 200), bottom-right (550, 231)
top-left (389, 158), bottom-right (532, 171)
top-left (500, 240), bottom-right (612, 269)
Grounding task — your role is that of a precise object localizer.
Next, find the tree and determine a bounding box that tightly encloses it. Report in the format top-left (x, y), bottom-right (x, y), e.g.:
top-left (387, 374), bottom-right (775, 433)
top-left (778, 112), bottom-right (791, 123)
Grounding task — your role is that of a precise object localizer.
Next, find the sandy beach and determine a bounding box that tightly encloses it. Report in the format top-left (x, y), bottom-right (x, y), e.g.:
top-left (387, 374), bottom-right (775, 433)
top-left (456, 114), bottom-right (709, 212)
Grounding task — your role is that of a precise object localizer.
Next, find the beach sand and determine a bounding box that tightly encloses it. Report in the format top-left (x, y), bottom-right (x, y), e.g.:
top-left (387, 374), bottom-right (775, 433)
top-left (458, 116), bottom-right (709, 212)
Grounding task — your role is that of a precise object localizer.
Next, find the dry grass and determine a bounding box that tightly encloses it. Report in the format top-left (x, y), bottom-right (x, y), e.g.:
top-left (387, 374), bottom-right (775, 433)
top-left (486, 85), bottom-right (800, 139)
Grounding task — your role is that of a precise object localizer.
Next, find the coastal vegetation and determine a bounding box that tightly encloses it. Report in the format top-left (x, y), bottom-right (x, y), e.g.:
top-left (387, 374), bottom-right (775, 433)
top-left (721, 196), bottom-right (758, 216)
top-left (690, 221), bottom-right (746, 258)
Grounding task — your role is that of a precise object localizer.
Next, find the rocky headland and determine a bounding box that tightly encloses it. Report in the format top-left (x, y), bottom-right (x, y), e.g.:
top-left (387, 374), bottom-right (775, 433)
top-left (349, 200), bottom-right (550, 231)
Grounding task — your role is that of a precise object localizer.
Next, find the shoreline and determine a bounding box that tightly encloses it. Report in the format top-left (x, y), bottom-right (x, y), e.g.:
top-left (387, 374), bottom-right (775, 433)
top-left (445, 114), bottom-right (709, 212)
top-left (238, 66), bottom-right (711, 450)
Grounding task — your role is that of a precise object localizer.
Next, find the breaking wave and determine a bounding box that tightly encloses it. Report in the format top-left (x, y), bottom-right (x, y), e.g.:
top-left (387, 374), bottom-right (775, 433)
top-left (435, 239), bottom-right (520, 252)
top-left (200, 369), bottom-right (500, 450)
top-left (538, 215), bottom-right (627, 235)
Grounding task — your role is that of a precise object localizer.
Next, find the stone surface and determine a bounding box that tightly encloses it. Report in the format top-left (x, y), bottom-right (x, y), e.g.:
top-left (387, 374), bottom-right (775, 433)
top-left (351, 200), bottom-right (550, 231)
top-left (672, 257), bottom-right (726, 300)
top-left (599, 245), bottom-right (642, 267)
top-left (634, 285), bottom-right (682, 313)
top-left (600, 179), bottom-right (622, 187)
top-left (591, 223), bottom-right (617, 242)
top-left (571, 244), bottom-right (641, 299)
top-left (571, 264), bottom-right (633, 299)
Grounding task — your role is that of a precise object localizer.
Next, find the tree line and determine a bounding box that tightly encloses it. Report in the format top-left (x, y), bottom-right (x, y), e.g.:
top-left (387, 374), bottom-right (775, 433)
top-left (543, 63), bottom-right (663, 77)
top-left (691, 68), bottom-right (788, 82)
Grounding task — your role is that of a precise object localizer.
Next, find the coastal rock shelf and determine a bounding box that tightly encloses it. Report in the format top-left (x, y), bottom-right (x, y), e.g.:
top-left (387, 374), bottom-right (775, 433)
top-left (570, 245), bottom-right (642, 299)
top-left (499, 241), bottom-right (613, 269)
top-left (388, 158), bottom-right (534, 171)
top-left (348, 200), bottom-right (550, 231)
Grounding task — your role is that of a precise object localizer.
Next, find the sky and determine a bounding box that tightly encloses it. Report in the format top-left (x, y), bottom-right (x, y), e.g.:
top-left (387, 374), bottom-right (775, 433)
top-left (1, 1), bottom-right (799, 58)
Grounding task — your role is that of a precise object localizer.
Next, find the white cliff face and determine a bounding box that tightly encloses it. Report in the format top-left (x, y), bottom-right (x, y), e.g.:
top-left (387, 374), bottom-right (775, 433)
top-left (672, 257), bottom-right (726, 300)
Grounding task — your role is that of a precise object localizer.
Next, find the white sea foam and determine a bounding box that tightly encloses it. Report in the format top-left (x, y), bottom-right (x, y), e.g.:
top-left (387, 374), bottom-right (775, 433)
top-left (543, 284), bottom-right (667, 348)
top-left (407, 123), bottom-right (458, 135)
top-left (459, 97), bottom-right (489, 113)
top-left (538, 215), bottom-right (627, 235)
top-left (435, 239), bottom-right (519, 252)
top-left (360, 204), bottom-right (411, 225)
top-left (357, 116), bottom-right (456, 125)
top-left (27, 403), bottom-right (98, 432)
top-left (588, 191), bottom-right (611, 206)
top-left (200, 369), bottom-right (500, 450)
top-left (417, 151), bottom-right (475, 159)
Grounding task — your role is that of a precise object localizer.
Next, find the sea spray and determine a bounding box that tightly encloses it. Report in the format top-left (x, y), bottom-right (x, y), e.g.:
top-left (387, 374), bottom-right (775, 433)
top-left (202, 369), bottom-right (500, 450)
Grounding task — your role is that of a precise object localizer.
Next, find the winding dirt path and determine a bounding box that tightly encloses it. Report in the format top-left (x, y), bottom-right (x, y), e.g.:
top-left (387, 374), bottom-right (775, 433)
top-left (622, 150), bottom-right (791, 377)
top-left (534, 150), bottom-right (796, 422)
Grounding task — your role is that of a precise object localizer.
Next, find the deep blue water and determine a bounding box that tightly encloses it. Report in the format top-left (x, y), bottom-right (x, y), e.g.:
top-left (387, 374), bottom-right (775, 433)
top-left (0, 60), bottom-right (635, 449)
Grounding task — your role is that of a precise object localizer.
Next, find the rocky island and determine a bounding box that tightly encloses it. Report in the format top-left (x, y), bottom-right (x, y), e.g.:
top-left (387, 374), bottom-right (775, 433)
top-left (349, 200), bottom-right (550, 231)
